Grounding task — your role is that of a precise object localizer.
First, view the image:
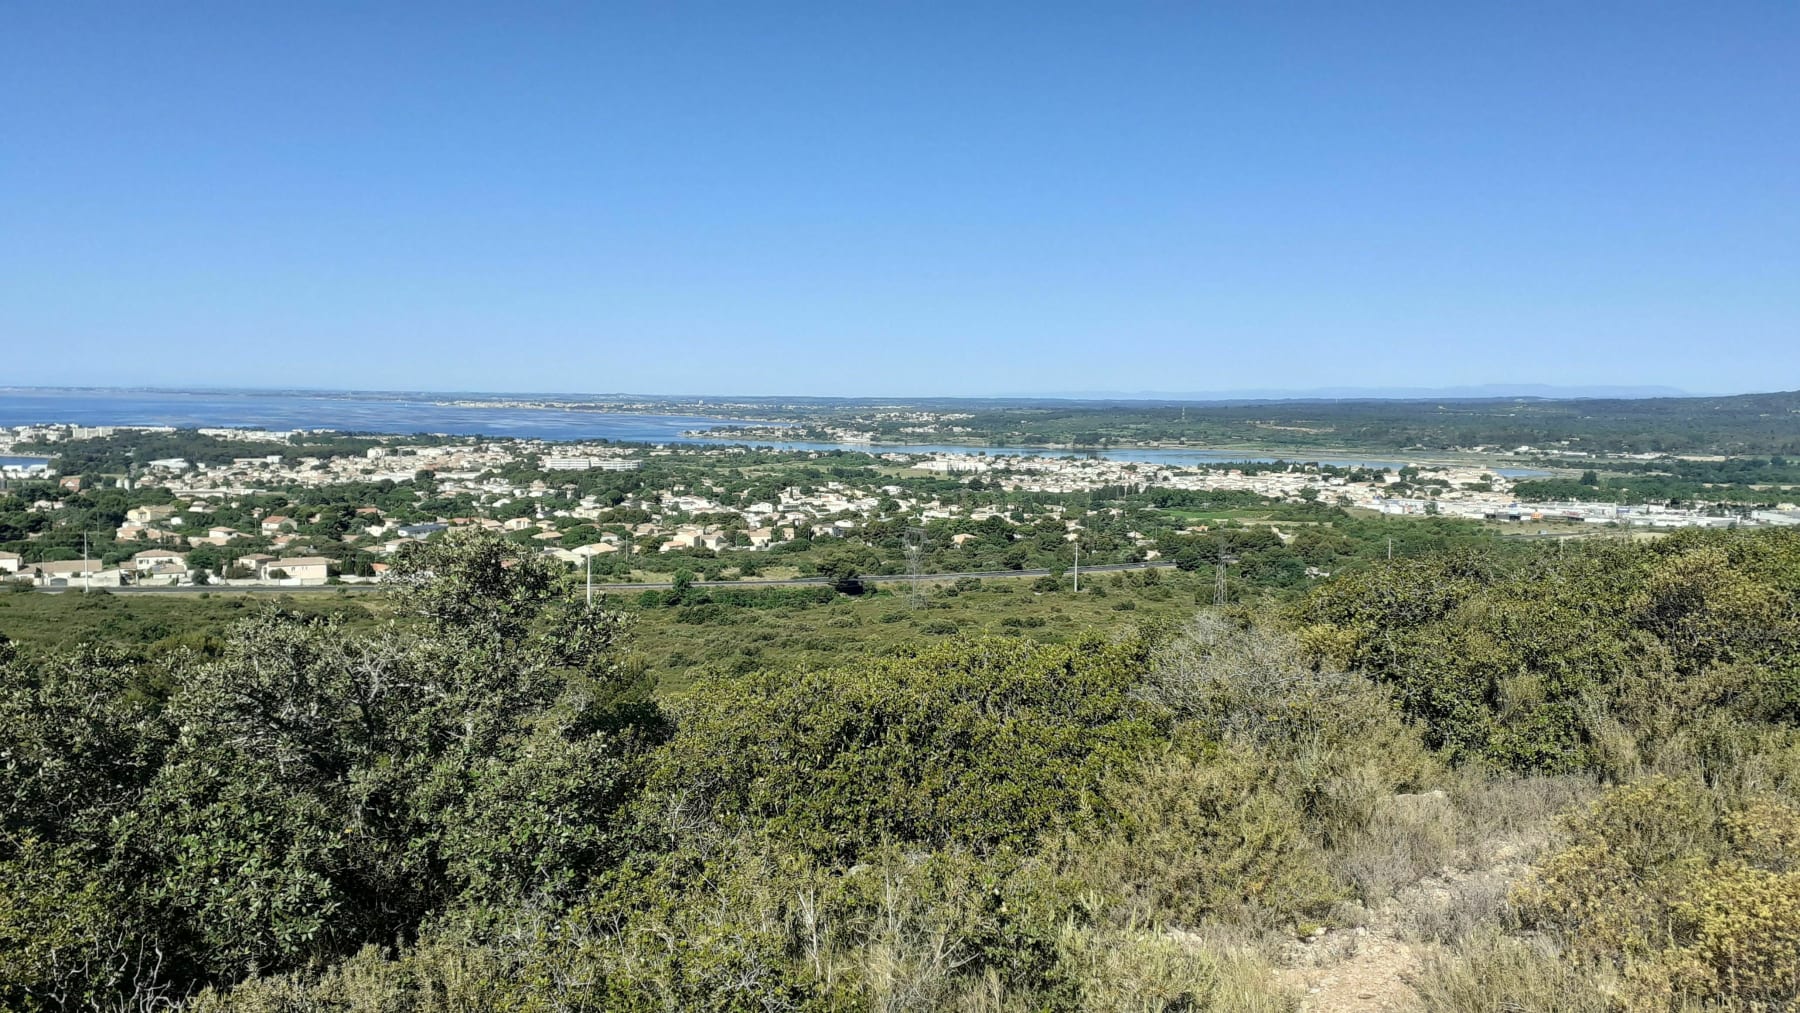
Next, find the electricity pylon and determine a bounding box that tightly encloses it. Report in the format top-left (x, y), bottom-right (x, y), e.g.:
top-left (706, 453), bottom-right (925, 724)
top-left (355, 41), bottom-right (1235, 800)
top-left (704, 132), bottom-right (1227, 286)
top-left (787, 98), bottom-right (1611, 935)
top-left (904, 526), bottom-right (927, 608)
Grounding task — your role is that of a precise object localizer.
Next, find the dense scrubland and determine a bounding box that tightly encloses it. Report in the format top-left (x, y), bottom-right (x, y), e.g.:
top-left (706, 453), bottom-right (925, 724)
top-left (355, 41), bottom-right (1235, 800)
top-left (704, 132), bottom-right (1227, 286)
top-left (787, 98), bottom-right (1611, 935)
top-left (3, 526), bottom-right (1798, 1011)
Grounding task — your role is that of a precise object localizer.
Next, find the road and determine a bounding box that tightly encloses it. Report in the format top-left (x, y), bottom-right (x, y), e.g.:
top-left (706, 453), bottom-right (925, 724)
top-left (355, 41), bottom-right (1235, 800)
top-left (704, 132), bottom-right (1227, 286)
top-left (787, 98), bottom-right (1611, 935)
top-left (30, 560), bottom-right (1180, 594)
top-left (587, 559), bottom-right (1178, 591)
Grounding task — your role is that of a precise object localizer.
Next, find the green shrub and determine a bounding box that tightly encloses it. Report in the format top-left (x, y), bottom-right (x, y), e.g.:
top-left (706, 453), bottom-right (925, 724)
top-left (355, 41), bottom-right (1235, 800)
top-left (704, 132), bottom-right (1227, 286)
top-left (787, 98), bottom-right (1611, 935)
top-left (1660, 862), bottom-right (1800, 1005)
top-left (0, 837), bottom-right (150, 1013)
top-left (1296, 530), bottom-right (1800, 773)
top-left (1513, 777), bottom-right (1718, 963)
top-left (1145, 615), bottom-right (1438, 797)
top-left (1065, 740), bottom-right (1345, 929)
top-left (0, 531), bottom-right (653, 1003)
top-left (1514, 778), bottom-right (1800, 1008)
top-left (650, 636), bottom-right (1163, 861)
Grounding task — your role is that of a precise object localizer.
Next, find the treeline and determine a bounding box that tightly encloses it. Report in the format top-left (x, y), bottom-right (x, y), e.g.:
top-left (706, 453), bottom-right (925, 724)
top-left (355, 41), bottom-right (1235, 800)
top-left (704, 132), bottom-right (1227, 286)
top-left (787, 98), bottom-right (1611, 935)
top-left (25, 430), bottom-right (417, 475)
top-left (634, 582), bottom-right (839, 610)
top-left (1513, 457), bottom-right (1800, 505)
top-left (842, 390), bottom-right (1800, 456)
top-left (1599, 454), bottom-right (1800, 484)
top-left (1510, 476), bottom-right (1770, 506)
top-left (3, 528), bottom-right (1798, 1009)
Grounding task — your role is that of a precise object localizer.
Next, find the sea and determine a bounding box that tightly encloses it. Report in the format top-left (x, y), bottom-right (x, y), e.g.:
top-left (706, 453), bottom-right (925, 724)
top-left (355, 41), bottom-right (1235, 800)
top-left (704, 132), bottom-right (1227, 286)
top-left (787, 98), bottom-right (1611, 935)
top-left (0, 388), bottom-right (1540, 474)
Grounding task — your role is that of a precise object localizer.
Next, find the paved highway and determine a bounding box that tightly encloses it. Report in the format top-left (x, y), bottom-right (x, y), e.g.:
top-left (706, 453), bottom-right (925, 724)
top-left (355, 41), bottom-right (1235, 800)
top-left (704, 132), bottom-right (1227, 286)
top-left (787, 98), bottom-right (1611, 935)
top-left (587, 559), bottom-right (1178, 591)
top-left (29, 560), bottom-right (1180, 595)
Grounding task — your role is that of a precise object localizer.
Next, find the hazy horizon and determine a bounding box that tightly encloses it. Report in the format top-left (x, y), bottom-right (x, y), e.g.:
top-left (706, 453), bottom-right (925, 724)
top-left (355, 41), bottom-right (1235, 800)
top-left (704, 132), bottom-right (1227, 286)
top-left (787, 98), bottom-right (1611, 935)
top-left (1, 381), bottom-right (1768, 405)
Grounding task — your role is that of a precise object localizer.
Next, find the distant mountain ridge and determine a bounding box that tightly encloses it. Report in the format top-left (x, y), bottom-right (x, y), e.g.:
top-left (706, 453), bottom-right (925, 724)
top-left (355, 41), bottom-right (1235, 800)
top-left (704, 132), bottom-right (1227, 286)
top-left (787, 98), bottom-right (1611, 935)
top-left (1017, 384), bottom-right (1697, 401)
top-left (0, 382), bottom-right (1714, 404)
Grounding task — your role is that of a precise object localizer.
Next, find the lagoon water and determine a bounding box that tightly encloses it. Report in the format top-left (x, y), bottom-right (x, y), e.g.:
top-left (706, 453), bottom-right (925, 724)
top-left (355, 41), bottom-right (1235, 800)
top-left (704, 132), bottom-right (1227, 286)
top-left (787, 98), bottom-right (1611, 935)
top-left (0, 388), bottom-right (1538, 473)
top-left (0, 389), bottom-right (734, 444)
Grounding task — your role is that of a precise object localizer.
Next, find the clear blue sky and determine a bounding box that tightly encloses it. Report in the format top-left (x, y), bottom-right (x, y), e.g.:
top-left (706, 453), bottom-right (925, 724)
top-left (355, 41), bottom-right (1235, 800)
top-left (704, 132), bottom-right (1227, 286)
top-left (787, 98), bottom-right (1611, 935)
top-left (3, 3), bottom-right (1795, 397)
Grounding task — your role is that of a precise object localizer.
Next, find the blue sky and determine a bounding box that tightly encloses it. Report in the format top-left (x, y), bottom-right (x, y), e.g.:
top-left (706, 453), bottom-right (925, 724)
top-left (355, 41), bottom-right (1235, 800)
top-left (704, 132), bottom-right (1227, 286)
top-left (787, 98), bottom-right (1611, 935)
top-left (2, 3), bottom-right (1795, 397)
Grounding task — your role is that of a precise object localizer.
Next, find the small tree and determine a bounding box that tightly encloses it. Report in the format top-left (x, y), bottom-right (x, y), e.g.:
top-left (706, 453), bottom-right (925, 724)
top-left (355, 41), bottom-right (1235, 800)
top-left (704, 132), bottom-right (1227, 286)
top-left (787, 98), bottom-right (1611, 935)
top-left (815, 552), bottom-right (865, 595)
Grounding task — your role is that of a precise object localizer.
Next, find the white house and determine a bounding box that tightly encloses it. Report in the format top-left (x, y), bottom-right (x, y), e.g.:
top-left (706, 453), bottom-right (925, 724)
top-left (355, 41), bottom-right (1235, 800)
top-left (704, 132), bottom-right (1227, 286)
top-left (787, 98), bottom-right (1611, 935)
top-left (138, 562), bottom-right (192, 586)
top-left (126, 504), bottom-right (176, 524)
top-left (258, 556), bottom-right (329, 585)
top-left (132, 549), bottom-right (188, 572)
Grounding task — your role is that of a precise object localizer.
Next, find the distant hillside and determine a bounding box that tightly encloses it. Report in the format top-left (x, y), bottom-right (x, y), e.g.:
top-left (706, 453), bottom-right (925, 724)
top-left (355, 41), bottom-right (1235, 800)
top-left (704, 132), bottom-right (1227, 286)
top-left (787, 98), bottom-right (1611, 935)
top-left (813, 389), bottom-right (1800, 456)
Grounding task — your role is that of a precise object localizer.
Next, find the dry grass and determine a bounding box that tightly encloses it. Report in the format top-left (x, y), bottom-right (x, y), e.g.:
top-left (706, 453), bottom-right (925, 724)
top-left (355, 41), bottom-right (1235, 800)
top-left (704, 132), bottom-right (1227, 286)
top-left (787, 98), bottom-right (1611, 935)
top-left (1443, 770), bottom-right (1600, 869)
top-left (1408, 929), bottom-right (1613, 1013)
top-left (1332, 789), bottom-right (1458, 906)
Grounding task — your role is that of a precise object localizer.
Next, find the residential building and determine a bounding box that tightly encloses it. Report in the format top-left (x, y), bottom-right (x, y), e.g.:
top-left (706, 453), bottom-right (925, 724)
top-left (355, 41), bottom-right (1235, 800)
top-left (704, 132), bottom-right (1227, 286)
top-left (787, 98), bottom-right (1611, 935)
top-left (138, 562), bottom-right (191, 585)
top-left (259, 556), bottom-right (329, 585)
top-left (132, 549), bottom-right (188, 572)
top-left (31, 560), bottom-right (124, 587)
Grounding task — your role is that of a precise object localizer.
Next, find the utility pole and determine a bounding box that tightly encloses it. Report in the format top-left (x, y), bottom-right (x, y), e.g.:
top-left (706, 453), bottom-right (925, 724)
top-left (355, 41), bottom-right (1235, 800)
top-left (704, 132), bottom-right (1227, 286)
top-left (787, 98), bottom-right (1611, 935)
top-left (1213, 534), bottom-right (1227, 606)
top-left (586, 551), bottom-right (593, 608)
top-left (83, 531), bottom-right (91, 593)
top-left (1072, 540), bottom-right (1080, 593)
top-left (1387, 536), bottom-right (1393, 561)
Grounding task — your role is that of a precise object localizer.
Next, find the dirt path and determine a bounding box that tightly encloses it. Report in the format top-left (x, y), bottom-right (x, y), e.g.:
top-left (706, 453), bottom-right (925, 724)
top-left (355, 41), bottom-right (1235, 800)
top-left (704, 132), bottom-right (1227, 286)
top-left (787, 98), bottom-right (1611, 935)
top-left (1274, 839), bottom-right (1533, 1011)
top-left (1278, 927), bottom-right (1429, 1012)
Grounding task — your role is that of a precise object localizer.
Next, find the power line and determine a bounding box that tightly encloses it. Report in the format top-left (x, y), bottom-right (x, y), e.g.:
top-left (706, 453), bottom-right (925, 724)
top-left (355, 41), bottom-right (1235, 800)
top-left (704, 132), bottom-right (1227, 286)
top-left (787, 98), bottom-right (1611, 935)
top-left (904, 525), bottom-right (927, 608)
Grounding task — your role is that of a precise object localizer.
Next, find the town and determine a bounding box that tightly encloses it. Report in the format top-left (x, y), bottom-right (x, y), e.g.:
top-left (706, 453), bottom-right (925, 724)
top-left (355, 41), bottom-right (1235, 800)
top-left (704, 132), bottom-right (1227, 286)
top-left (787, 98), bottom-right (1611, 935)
top-left (3, 422), bottom-right (1794, 590)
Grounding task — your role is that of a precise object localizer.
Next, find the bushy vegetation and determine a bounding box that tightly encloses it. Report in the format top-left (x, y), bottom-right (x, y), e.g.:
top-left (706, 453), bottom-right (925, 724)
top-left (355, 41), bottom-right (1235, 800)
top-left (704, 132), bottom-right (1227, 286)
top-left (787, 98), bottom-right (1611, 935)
top-left (1511, 778), bottom-right (1800, 1007)
top-left (1298, 529), bottom-right (1800, 775)
top-left (2, 526), bottom-right (1797, 1009)
top-left (17, 431), bottom-right (411, 476)
top-left (1512, 454), bottom-right (1800, 505)
top-left (775, 390), bottom-right (1800, 455)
